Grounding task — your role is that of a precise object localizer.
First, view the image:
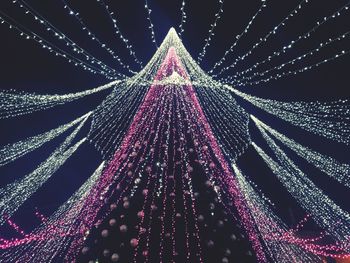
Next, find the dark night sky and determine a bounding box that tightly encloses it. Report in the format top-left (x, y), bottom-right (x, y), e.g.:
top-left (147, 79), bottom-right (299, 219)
top-left (0, 0), bottom-right (349, 242)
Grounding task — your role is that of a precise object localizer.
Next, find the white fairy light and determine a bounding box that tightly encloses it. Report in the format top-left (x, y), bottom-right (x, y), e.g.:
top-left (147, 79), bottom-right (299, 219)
top-left (0, 12), bottom-right (117, 79)
top-left (87, 28), bottom-right (248, 162)
top-left (154, 71), bottom-right (190, 85)
top-left (209, 0), bottom-right (268, 73)
top-left (212, 0), bottom-right (310, 77)
top-left (62, 0), bottom-right (138, 74)
top-left (195, 86), bottom-right (251, 161)
top-left (144, 0), bottom-right (158, 47)
top-left (0, 79), bottom-right (121, 119)
top-left (229, 31), bottom-right (350, 85)
top-left (88, 81), bottom-right (149, 159)
top-left (131, 27), bottom-right (220, 88)
top-left (232, 49), bottom-right (350, 86)
top-left (252, 115), bottom-right (350, 188)
top-left (0, 162), bottom-right (105, 262)
top-left (47, 162), bottom-right (105, 223)
top-left (0, 20), bottom-right (349, 262)
top-left (228, 86), bottom-right (350, 145)
top-left (0, 116), bottom-right (89, 225)
top-left (63, 1), bottom-right (133, 73)
top-left (0, 112), bottom-right (91, 166)
top-left (13, 0), bottom-right (123, 78)
top-left (34, 162), bottom-right (105, 260)
top-left (220, 2), bottom-right (350, 79)
top-left (252, 140), bottom-right (350, 243)
top-left (96, 0), bottom-right (143, 68)
top-left (233, 164), bottom-right (321, 263)
top-left (178, 0), bottom-right (187, 38)
top-left (197, 0), bottom-right (224, 63)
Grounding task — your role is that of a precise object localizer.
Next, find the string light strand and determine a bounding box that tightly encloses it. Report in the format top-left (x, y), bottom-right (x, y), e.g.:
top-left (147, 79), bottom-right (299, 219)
top-left (209, 0), bottom-right (268, 73)
top-left (197, 0), bottom-right (224, 63)
top-left (96, 0), bottom-right (143, 68)
top-left (144, 0), bottom-right (158, 48)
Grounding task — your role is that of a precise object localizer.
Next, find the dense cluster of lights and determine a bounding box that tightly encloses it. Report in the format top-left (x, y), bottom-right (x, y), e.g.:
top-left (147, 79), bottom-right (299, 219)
top-left (197, 0), bottom-right (224, 63)
top-left (209, 0), bottom-right (268, 73)
top-left (0, 115), bottom-right (88, 225)
top-left (195, 86), bottom-right (251, 161)
top-left (0, 162), bottom-right (105, 261)
top-left (234, 164), bottom-right (350, 261)
top-left (129, 28), bottom-right (221, 90)
top-left (75, 49), bottom-right (197, 261)
top-left (88, 81), bottom-right (148, 159)
top-left (233, 164), bottom-right (322, 262)
top-left (96, 0), bottom-right (143, 68)
top-left (252, 138), bottom-right (350, 243)
top-left (252, 116), bottom-right (350, 188)
top-left (0, 112), bottom-right (91, 166)
top-left (88, 29), bottom-right (226, 159)
top-left (0, 80), bottom-right (120, 119)
top-left (229, 87), bottom-right (350, 145)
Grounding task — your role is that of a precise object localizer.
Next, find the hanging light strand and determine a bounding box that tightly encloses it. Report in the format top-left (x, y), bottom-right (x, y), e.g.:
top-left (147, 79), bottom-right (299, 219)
top-left (219, 2), bottom-right (350, 79)
top-left (212, 0), bottom-right (310, 77)
top-left (197, 0), bottom-right (224, 63)
top-left (0, 127), bottom-right (87, 226)
top-left (228, 31), bottom-right (350, 85)
top-left (209, 0), bottom-right (268, 73)
top-left (0, 112), bottom-right (91, 167)
top-left (252, 139), bottom-right (350, 243)
top-left (251, 115), bottom-right (350, 188)
top-left (0, 11), bottom-right (117, 79)
top-left (20, 0), bottom-right (122, 76)
top-left (230, 48), bottom-right (350, 86)
top-left (13, 0), bottom-right (123, 77)
top-left (178, 0), bottom-right (187, 38)
top-left (233, 164), bottom-right (323, 262)
top-left (62, 0), bottom-right (137, 74)
top-left (228, 86), bottom-right (350, 145)
top-left (144, 0), bottom-right (158, 48)
top-left (0, 79), bottom-right (121, 119)
top-left (96, 0), bottom-right (143, 68)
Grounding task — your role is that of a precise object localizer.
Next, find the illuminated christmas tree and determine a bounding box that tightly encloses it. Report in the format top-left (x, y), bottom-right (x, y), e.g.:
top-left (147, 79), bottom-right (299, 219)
top-left (0, 1), bottom-right (349, 262)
